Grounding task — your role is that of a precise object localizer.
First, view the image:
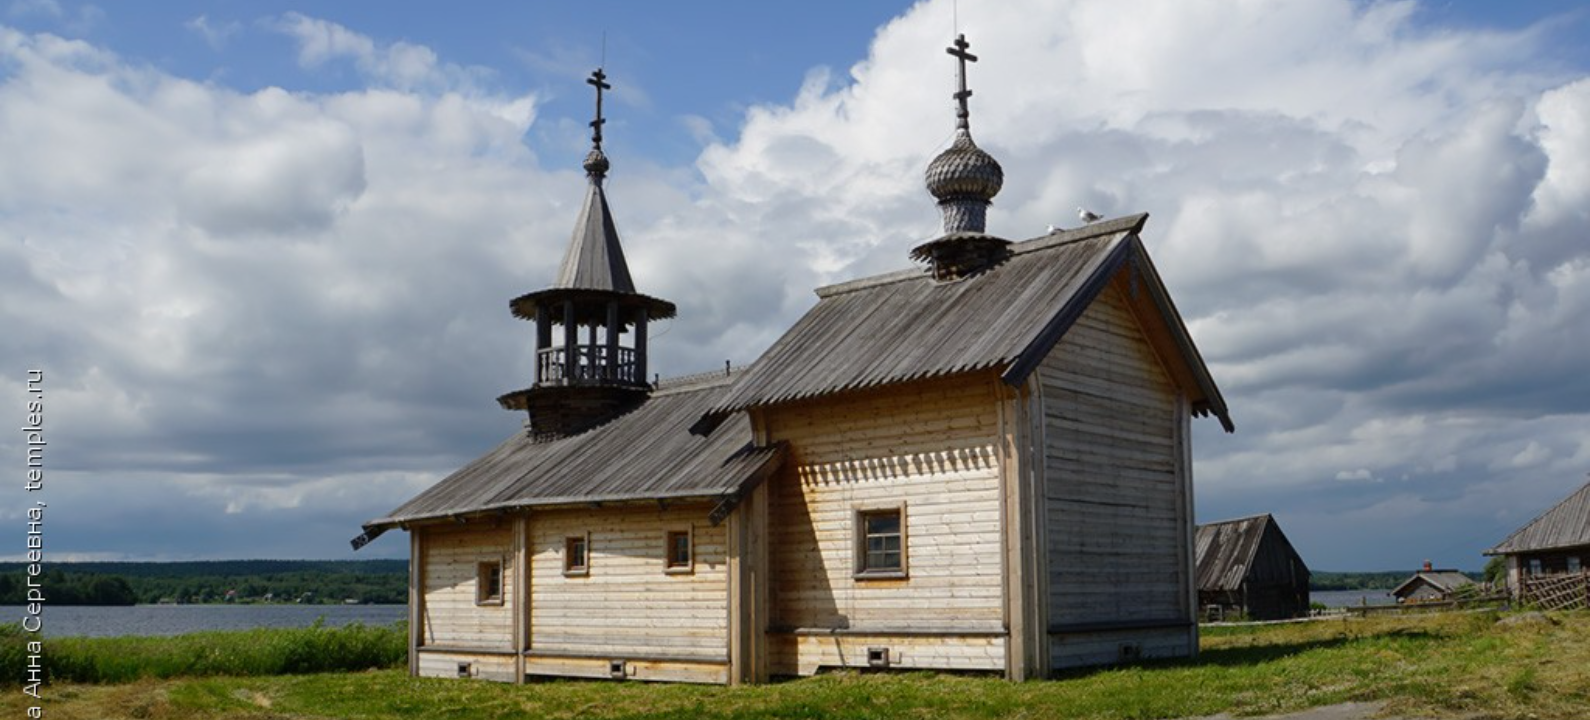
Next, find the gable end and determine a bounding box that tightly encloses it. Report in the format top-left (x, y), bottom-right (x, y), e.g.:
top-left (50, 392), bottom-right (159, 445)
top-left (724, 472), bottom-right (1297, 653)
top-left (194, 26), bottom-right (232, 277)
top-left (1002, 235), bottom-right (1233, 433)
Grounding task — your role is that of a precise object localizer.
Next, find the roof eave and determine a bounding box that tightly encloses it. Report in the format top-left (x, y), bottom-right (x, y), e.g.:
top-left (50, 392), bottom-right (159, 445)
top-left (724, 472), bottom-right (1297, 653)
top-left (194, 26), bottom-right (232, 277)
top-left (355, 443), bottom-right (787, 543)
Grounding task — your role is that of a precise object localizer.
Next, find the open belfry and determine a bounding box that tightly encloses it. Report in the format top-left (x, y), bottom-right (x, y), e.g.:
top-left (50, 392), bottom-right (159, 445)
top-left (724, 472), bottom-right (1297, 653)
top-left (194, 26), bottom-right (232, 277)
top-left (357, 34), bottom-right (1232, 684)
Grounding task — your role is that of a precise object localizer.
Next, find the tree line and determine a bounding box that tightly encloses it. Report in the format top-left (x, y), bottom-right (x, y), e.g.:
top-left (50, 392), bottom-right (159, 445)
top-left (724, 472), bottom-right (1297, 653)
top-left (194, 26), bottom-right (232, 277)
top-left (0, 560), bottom-right (408, 606)
top-left (0, 570), bottom-right (137, 605)
top-left (1310, 569), bottom-right (1485, 591)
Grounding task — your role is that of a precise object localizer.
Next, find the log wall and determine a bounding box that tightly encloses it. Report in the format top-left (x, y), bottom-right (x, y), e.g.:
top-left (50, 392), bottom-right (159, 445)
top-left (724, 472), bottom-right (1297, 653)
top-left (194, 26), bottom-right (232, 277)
top-left (762, 376), bottom-right (1007, 675)
top-left (418, 523), bottom-right (516, 651)
top-left (527, 503), bottom-right (729, 664)
top-left (1040, 279), bottom-right (1195, 667)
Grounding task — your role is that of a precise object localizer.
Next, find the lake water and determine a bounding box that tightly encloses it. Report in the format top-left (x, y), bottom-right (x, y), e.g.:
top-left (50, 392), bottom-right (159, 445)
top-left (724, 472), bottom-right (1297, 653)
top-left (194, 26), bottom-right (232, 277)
top-left (6, 604), bottom-right (407, 638)
top-left (12, 593), bottom-right (1387, 636)
top-left (1312, 589), bottom-right (1398, 608)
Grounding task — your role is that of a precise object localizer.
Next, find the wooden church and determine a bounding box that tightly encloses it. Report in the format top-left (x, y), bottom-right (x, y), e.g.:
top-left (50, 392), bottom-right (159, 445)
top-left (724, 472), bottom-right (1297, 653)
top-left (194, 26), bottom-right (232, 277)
top-left (355, 36), bottom-right (1232, 684)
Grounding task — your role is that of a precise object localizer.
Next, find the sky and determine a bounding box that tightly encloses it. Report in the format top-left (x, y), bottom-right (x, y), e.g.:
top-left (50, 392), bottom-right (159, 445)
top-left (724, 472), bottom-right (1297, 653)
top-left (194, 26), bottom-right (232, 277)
top-left (2, 0), bottom-right (1588, 572)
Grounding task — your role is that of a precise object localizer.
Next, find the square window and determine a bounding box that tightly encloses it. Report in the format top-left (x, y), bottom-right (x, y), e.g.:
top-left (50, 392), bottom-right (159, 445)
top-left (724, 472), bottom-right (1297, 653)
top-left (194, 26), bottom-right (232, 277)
top-left (476, 561), bottom-right (503, 605)
top-left (855, 507), bottom-right (907, 579)
top-left (565, 535), bottom-right (589, 576)
top-left (665, 530), bottom-right (692, 573)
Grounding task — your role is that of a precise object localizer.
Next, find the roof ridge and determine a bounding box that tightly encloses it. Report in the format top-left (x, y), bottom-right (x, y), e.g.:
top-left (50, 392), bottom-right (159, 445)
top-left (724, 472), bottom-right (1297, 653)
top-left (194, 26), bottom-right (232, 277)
top-left (651, 368), bottom-right (742, 395)
top-left (1199, 513), bottom-right (1274, 527)
top-left (813, 212), bottom-right (1148, 300)
top-left (1010, 213), bottom-right (1149, 257)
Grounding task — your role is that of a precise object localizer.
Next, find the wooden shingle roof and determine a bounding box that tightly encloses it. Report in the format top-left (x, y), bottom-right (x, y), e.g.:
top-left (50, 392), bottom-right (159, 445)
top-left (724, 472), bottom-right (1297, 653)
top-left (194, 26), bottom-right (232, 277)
top-left (557, 170), bottom-right (634, 293)
top-left (693, 214), bottom-right (1231, 434)
top-left (1391, 570), bottom-right (1474, 597)
top-left (1196, 515), bottom-right (1272, 592)
top-left (1488, 479), bottom-right (1590, 555)
top-left (363, 376), bottom-right (782, 532)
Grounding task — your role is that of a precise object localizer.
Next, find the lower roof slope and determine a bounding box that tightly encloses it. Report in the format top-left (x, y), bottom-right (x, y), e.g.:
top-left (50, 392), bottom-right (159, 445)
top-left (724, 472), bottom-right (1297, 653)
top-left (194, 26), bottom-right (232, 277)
top-left (1488, 479), bottom-right (1590, 555)
top-left (363, 376), bottom-right (781, 533)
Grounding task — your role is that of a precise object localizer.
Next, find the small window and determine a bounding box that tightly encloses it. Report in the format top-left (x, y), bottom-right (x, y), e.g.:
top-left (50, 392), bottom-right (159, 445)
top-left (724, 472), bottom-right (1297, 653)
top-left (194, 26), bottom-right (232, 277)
top-left (1569, 556), bottom-right (1582, 574)
top-left (565, 535), bottom-right (589, 576)
top-left (665, 530), bottom-right (693, 573)
top-left (476, 560), bottom-right (503, 605)
top-left (1529, 558), bottom-right (1543, 576)
top-left (855, 506), bottom-right (907, 579)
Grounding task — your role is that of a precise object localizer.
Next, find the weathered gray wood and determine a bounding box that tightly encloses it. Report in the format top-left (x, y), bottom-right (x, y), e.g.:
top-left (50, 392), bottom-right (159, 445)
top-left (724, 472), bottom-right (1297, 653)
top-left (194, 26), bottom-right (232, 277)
top-left (1041, 281), bottom-right (1194, 668)
top-left (562, 300), bottom-right (576, 379)
top-left (513, 516), bottom-right (527, 682)
top-left (367, 378), bottom-right (784, 529)
top-left (1195, 514), bottom-right (1310, 620)
top-left (409, 532), bottom-right (423, 676)
top-left (1490, 480), bottom-right (1590, 556)
top-left (693, 215), bottom-right (1230, 439)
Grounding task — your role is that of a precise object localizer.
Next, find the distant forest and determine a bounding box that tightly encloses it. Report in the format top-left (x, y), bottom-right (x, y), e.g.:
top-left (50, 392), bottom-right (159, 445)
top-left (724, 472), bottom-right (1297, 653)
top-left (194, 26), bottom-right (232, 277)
top-left (0, 560), bottom-right (407, 606)
top-left (1310, 570), bottom-right (1483, 591)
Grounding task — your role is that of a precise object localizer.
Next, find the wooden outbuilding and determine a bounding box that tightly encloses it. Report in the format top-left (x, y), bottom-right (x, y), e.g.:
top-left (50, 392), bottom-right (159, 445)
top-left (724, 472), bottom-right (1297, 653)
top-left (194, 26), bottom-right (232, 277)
top-left (1390, 562), bottom-right (1474, 604)
top-left (355, 38), bottom-right (1232, 684)
top-left (1194, 514), bottom-right (1309, 621)
top-left (1486, 479), bottom-right (1590, 603)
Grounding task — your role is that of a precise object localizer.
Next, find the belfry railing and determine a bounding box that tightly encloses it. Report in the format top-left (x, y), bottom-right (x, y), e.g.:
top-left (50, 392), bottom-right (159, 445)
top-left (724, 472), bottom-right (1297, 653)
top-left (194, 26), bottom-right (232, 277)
top-left (536, 345), bottom-right (639, 385)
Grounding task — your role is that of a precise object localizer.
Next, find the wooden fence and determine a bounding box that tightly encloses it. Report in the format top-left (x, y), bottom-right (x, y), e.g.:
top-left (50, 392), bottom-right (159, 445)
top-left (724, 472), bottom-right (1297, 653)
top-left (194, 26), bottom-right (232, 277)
top-left (1519, 571), bottom-right (1590, 611)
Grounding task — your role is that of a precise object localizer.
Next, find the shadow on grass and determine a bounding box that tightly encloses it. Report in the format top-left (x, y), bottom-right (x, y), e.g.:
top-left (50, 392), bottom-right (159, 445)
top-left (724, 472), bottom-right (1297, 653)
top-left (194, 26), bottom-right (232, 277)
top-left (1053, 628), bottom-right (1443, 679)
top-left (1191, 637), bottom-right (1354, 668)
top-left (1196, 628), bottom-right (1443, 668)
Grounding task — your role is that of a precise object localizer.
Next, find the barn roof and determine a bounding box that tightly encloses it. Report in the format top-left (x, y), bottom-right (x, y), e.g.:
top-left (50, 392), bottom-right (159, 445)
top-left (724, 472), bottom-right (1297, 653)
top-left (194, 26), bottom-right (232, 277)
top-left (1391, 570), bottom-right (1474, 598)
top-left (692, 214), bottom-right (1232, 435)
top-left (1195, 514), bottom-right (1283, 592)
top-left (1487, 479), bottom-right (1590, 555)
top-left (361, 375), bottom-right (782, 535)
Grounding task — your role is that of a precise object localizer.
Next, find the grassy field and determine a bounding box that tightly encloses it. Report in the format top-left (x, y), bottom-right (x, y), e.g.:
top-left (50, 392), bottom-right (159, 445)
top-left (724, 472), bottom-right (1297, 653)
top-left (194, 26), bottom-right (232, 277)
top-left (0, 620), bottom-right (405, 683)
top-left (2, 611), bottom-right (1587, 719)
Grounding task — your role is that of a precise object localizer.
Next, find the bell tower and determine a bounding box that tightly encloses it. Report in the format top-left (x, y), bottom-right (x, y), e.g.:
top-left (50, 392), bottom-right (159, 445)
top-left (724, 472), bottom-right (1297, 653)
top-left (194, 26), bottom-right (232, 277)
top-left (497, 68), bottom-right (676, 438)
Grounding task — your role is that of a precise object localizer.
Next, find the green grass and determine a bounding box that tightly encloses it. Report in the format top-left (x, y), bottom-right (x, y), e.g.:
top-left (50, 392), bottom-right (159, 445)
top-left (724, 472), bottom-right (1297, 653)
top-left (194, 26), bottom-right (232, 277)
top-left (4, 612), bottom-right (1590, 719)
top-left (0, 619), bottom-right (405, 683)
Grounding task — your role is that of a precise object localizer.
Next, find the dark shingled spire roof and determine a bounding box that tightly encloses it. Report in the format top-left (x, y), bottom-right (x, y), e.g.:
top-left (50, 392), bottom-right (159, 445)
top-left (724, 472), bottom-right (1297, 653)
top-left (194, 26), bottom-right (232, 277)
top-left (552, 66), bottom-right (635, 294)
top-left (553, 159), bottom-right (637, 293)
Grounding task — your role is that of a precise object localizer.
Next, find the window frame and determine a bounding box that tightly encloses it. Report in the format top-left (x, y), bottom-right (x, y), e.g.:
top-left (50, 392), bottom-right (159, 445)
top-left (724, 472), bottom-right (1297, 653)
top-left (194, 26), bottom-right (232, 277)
top-left (853, 503), bottom-right (908, 580)
top-left (564, 533), bottom-right (590, 577)
top-left (664, 527), bottom-right (694, 575)
top-left (1528, 558), bottom-right (1543, 576)
top-left (475, 558), bottom-right (504, 606)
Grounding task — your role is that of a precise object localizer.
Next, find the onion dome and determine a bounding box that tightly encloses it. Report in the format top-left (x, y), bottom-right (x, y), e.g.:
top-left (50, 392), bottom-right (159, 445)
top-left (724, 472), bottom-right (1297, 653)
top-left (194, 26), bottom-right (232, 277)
top-left (582, 146), bottom-right (610, 179)
top-left (926, 128), bottom-right (1004, 204)
top-left (912, 33), bottom-right (1011, 278)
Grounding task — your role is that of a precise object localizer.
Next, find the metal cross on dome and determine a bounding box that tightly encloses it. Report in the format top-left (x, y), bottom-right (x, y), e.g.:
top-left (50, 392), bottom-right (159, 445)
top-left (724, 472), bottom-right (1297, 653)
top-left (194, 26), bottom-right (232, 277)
top-left (587, 67), bottom-right (611, 148)
top-left (946, 33), bottom-right (977, 130)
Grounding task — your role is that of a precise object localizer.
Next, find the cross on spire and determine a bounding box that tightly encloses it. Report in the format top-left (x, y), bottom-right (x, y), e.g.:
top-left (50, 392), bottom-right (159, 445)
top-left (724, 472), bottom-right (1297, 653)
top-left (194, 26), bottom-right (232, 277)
top-left (587, 67), bottom-right (611, 148)
top-left (946, 33), bottom-right (978, 130)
